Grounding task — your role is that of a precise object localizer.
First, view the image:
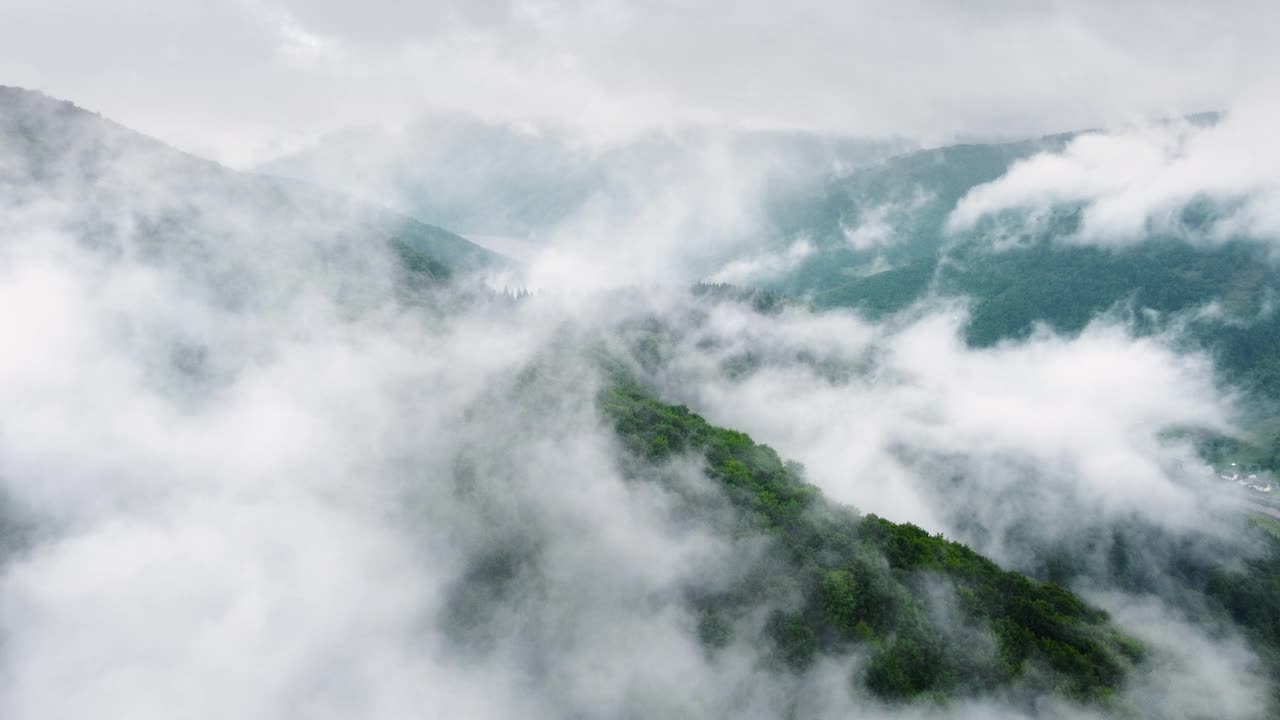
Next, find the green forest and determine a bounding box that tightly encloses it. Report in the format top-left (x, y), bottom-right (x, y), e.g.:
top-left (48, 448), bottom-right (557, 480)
top-left (602, 383), bottom-right (1144, 703)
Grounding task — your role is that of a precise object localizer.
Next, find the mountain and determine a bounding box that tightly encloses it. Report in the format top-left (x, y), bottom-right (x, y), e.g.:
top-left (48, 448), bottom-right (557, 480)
top-left (599, 283), bottom-right (1280, 713)
top-left (0, 85), bottom-right (505, 285)
top-left (0, 86), bottom-right (1171, 710)
top-left (258, 115), bottom-right (602, 240)
top-left (601, 381), bottom-right (1142, 703)
top-left (757, 119), bottom-right (1280, 411)
top-left (767, 113), bottom-right (1223, 278)
top-left (257, 113), bottom-right (911, 240)
top-left (4, 87), bottom-right (1279, 716)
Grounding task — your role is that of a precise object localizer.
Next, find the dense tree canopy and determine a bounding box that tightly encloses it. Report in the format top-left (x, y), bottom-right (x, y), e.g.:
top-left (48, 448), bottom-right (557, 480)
top-left (601, 383), bottom-right (1143, 703)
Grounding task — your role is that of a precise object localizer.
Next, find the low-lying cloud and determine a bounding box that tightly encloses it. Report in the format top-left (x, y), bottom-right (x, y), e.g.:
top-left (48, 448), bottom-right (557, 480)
top-left (950, 98), bottom-right (1280, 246)
top-left (5, 1), bottom-right (1278, 165)
top-left (2, 80), bottom-right (1277, 719)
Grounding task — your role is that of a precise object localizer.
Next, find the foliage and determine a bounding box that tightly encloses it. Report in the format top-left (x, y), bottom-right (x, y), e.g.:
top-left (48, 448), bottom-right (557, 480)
top-left (1202, 525), bottom-right (1280, 662)
top-left (812, 259), bottom-right (937, 316)
top-left (1026, 514), bottom-right (1280, 710)
top-left (765, 124), bottom-right (1280, 417)
top-left (390, 236), bottom-right (453, 284)
top-left (600, 382), bottom-right (1141, 702)
top-left (690, 282), bottom-right (792, 315)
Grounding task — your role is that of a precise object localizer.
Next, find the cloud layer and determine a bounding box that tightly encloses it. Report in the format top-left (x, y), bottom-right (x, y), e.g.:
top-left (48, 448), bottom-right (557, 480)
top-left (950, 98), bottom-right (1280, 245)
top-left (3, 11), bottom-right (1280, 716)
top-left (3, 1), bottom-right (1277, 164)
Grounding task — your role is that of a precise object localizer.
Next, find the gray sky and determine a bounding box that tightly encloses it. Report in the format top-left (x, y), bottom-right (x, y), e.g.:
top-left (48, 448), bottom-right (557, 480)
top-left (3, 0), bottom-right (1277, 166)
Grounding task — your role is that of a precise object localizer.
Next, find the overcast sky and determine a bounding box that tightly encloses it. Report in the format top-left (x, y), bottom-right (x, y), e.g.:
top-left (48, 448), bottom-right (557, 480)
top-left (2, 0), bottom-right (1277, 166)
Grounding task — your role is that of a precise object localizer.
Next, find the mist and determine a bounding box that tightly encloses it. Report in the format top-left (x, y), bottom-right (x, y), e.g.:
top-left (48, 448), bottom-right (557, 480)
top-left (3, 2), bottom-right (1280, 718)
top-left (950, 98), bottom-right (1280, 245)
top-left (4, 1), bottom-right (1277, 165)
top-left (0, 190), bottom-right (1265, 718)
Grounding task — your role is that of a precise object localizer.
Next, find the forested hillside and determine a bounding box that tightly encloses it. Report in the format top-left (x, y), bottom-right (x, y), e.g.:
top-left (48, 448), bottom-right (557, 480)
top-left (756, 121), bottom-right (1280, 472)
top-left (6, 3), bottom-right (1280, 718)
top-left (603, 382), bottom-right (1143, 703)
top-left (2, 80), bottom-right (1276, 719)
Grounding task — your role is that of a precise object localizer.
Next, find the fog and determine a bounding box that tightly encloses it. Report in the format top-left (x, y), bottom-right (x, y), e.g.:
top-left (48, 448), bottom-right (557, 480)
top-left (653, 305), bottom-right (1226, 524)
top-left (950, 97), bottom-right (1280, 245)
top-left (3, 1), bottom-right (1277, 165)
top-left (0, 106), bottom-right (1270, 719)
top-left (3, 3), bottom-right (1280, 718)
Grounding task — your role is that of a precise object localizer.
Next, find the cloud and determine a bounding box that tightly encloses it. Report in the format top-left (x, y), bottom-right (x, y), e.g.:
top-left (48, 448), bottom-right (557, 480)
top-left (0, 179), bottom-right (757, 716)
top-left (2, 1), bottom-right (1278, 164)
top-left (949, 97), bottom-right (1280, 245)
top-left (596, 289), bottom-right (1270, 717)
top-left (651, 303), bottom-right (1231, 534)
top-left (608, 295), bottom-right (1274, 715)
top-left (1095, 593), bottom-right (1271, 719)
top-left (708, 237), bottom-right (814, 285)
top-left (2, 31), bottom-right (1277, 718)
top-left (841, 189), bottom-right (934, 251)
top-left (516, 134), bottom-right (782, 291)
top-left (0, 205), bottom-right (1268, 718)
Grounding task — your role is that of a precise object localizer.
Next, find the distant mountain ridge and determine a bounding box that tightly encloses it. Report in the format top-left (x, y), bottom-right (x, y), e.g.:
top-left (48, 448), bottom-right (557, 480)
top-left (0, 85), bottom-right (506, 278)
top-left (257, 112), bottom-right (912, 239)
top-left (751, 115), bottom-right (1280, 413)
top-left (766, 113), bottom-right (1226, 300)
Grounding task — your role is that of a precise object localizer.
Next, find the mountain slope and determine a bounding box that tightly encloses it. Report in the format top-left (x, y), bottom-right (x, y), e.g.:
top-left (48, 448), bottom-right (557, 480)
top-left (602, 382), bottom-right (1142, 703)
top-left (589, 282), bottom-right (1280, 713)
top-left (761, 119), bottom-right (1280, 408)
top-left (258, 113), bottom-right (910, 239)
top-left (0, 86), bottom-right (505, 280)
top-left (1, 86), bottom-right (1270, 716)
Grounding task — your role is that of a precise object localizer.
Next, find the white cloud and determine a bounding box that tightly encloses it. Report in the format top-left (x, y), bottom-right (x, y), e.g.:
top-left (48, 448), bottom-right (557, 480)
top-left (519, 136), bottom-right (779, 290)
top-left (651, 302), bottom-right (1235, 558)
top-left (708, 237), bottom-right (814, 285)
top-left (2, 16), bottom-right (1277, 716)
top-left (950, 97), bottom-right (1280, 245)
top-left (841, 189), bottom-right (933, 250)
top-left (2, 1), bottom-right (1278, 164)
